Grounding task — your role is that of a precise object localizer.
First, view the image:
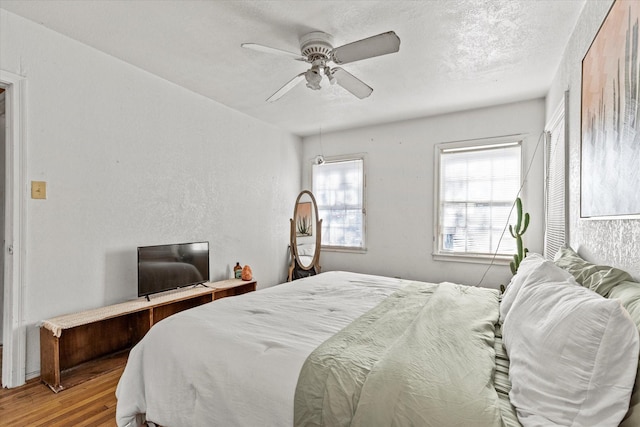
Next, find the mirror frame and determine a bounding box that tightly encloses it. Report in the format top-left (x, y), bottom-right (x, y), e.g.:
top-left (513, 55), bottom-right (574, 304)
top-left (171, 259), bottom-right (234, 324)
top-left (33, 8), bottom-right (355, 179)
top-left (288, 190), bottom-right (322, 280)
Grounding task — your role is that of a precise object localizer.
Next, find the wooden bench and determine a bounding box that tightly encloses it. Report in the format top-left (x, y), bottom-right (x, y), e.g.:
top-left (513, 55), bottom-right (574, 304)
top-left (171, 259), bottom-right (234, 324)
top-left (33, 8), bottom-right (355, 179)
top-left (40, 279), bottom-right (256, 392)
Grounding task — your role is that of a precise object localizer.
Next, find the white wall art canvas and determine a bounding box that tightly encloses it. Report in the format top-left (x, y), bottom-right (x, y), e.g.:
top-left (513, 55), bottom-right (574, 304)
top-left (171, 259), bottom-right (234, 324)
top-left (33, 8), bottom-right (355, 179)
top-left (581, 0), bottom-right (640, 218)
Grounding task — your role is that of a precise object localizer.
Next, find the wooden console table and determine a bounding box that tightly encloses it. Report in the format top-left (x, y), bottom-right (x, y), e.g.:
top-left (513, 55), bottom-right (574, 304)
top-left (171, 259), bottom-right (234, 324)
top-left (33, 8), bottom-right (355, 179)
top-left (40, 279), bottom-right (256, 392)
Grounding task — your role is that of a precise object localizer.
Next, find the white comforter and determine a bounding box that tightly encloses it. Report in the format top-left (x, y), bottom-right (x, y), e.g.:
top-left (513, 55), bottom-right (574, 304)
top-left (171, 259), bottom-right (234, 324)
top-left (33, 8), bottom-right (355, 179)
top-left (115, 271), bottom-right (408, 427)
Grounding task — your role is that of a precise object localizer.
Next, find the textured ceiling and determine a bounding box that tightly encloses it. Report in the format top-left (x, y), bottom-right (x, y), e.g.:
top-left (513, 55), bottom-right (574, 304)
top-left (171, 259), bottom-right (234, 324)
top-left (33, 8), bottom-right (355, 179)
top-left (0, 0), bottom-right (586, 136)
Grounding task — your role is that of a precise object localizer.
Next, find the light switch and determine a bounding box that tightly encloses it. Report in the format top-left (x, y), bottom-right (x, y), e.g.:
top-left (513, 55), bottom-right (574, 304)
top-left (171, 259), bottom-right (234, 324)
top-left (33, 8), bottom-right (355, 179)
top-left (31, 181), bottom-right (47, 199)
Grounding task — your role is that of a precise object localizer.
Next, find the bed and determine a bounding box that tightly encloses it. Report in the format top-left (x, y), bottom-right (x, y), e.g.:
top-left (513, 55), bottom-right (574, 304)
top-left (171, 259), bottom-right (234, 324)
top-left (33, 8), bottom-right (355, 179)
top-left (115, 250), bottom-right (640, 427)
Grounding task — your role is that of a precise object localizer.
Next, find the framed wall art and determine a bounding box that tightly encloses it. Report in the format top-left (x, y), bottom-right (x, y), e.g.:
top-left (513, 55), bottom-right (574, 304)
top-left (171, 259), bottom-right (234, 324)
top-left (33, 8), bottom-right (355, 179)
top-left (581, 0), bottom-right (640, 218)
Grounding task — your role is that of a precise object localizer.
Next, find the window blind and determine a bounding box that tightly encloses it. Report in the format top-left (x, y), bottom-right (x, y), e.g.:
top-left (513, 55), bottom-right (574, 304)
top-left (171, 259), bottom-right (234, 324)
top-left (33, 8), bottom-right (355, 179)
top-left (544, 100), bottom-right (567, 260)
top-left (438, 142), bottom-right (521, 256)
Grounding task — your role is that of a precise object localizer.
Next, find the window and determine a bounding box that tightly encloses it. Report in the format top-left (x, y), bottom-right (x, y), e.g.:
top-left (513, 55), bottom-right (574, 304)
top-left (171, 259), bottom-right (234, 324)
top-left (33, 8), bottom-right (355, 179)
top-left (434, 137), bottom-right (522, 261)
top-left (312, 157), bottom-right (365, 250)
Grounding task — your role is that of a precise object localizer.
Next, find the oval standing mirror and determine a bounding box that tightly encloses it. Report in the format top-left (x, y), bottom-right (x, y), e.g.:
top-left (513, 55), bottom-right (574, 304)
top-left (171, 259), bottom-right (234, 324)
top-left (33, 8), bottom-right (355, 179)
top-left (288, 190), bottom-right (322, 281)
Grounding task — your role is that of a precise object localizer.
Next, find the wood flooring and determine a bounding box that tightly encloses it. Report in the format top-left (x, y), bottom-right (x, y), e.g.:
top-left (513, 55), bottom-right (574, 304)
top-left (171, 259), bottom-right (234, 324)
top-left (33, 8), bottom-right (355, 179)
top-left (0, 354), bottom-right (122, 427)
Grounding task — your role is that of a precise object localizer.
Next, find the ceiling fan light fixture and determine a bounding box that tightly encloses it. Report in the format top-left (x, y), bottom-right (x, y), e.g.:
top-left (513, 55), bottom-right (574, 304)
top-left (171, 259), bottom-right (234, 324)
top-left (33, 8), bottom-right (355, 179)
top-left (305, 67), bottom-right (322, 90)
top-left (325, 67), bottom-right (337, 85)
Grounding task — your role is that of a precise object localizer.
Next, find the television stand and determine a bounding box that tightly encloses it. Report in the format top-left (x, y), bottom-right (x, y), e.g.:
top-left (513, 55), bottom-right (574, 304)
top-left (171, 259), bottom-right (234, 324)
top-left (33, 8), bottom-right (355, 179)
top-left (40, 279), bottom-right (256, 392)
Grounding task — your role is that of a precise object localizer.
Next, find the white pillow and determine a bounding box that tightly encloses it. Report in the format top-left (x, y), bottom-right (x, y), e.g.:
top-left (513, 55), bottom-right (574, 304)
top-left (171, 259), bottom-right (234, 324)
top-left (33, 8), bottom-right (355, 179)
top-left (297, 244), bottom-right (315, 256)
top-left (500, 254), bottom-right (576, 321)
top-left (503, 270), bottom-right (639, 427)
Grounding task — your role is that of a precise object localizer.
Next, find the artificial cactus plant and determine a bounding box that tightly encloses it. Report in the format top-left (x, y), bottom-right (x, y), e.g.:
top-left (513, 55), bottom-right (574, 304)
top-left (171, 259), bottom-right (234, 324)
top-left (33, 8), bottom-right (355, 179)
top-left (509, 197), bottom-right (530, 274)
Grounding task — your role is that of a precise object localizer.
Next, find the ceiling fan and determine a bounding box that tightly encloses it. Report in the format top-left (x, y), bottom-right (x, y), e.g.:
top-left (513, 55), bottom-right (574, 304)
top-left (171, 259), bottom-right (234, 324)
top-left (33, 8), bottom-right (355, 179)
top-left (242, 31), bottom-right (401, 102)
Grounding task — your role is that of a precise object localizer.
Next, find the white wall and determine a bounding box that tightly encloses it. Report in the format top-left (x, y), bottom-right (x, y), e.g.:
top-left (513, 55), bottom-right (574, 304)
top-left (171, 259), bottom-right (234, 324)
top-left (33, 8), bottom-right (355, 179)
top-left (546, 0), bottom-right (640, 281)
top-left (0, 9), bottom-right (301, 377)
top-left (302, 99), bottom-right (546, 288)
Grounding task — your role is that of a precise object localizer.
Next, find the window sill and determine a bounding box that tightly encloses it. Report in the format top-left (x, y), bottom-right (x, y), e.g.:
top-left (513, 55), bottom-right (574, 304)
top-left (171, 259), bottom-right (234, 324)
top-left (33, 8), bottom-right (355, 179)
top-left (322, 246), bottom-right (367, 254)
top-left (432, 253), bottom-right (512, 265)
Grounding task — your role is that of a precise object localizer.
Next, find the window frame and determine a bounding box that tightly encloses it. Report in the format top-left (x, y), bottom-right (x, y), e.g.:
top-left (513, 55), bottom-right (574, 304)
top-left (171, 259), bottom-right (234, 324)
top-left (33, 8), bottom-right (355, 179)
top-left (433, 135), bottom-right (524, 264)
top-left (311, 154), bottom-right (367, 253)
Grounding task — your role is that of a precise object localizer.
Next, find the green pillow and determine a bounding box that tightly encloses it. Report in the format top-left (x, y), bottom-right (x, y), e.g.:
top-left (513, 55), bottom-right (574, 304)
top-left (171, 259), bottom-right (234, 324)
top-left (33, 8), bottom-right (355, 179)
top-left (554, 246), bottom-right (632, 297)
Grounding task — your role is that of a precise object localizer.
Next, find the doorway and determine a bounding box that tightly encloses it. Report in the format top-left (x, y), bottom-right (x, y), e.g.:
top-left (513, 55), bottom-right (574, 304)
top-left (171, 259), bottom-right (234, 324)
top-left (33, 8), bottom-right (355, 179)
top-left (1, 69), bottom-right (26, 389)
top-left (0, 87), bottom-right (4, 382)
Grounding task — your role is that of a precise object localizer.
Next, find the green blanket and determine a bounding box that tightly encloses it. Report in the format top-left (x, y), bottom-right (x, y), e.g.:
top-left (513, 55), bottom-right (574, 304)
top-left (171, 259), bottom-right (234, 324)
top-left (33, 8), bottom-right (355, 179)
top-left (294, 281), bottom-right (511, 427)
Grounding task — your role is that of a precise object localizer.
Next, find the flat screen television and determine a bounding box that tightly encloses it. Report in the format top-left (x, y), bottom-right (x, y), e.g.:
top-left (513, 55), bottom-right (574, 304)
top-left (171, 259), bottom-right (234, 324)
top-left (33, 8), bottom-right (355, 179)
top-left (137, 241), bottom-right (210, 298)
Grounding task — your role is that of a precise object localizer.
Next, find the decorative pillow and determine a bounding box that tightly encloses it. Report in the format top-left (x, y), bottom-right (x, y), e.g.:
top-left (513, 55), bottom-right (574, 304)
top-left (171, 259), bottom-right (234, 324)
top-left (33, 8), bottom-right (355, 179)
top-left (499, 253), bottom-right (576, 321)
top-left (554, 246), bottom-right (632, 297)
top-left (297, 244), bottom-right (315, 257)
top-left (502, 267), bottom-right (639, 427)
top-left (608, 280), bottom-right (640, 426)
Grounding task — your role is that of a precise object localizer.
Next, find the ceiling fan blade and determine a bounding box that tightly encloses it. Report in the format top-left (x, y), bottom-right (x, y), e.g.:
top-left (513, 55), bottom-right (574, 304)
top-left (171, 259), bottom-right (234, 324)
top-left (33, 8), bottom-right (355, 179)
top-left (332, 31), bottom-right (401, 65)
top-left (241, 43), bottom-right (307, 61)
top-left (332, 68), bottom-right (373, 99)
top-left (266, 73), bottom-right (306, 102)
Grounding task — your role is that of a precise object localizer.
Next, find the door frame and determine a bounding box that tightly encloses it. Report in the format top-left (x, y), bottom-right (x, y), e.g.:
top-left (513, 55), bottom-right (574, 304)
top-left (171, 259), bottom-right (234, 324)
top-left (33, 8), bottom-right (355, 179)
top-left (1, 69), bottom-right (27, 388)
